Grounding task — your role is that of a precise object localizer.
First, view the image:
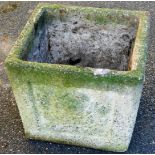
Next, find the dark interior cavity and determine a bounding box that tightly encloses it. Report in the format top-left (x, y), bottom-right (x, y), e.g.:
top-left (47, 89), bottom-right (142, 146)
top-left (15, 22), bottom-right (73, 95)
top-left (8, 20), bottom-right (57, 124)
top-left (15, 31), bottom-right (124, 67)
top-left (24, 10), bottom-right (137, 71)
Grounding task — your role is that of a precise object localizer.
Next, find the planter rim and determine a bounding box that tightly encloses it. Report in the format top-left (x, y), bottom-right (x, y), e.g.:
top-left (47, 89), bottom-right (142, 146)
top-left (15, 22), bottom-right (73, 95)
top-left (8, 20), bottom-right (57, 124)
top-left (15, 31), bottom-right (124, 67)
top-left (5, 3), bottom-right (150, 84)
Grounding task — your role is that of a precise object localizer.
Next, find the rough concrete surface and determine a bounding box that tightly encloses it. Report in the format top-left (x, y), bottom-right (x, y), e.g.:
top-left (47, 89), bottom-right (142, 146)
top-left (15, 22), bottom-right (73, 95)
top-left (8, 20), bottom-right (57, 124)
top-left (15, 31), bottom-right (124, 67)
top-left (0, 1), bottom-right (155, 154)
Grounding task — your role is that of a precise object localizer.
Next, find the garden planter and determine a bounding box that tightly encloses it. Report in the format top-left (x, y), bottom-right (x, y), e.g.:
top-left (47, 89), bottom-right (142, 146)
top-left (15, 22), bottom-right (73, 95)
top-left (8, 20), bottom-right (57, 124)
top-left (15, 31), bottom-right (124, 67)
top-left (5, 4), bottom-right (149, 152)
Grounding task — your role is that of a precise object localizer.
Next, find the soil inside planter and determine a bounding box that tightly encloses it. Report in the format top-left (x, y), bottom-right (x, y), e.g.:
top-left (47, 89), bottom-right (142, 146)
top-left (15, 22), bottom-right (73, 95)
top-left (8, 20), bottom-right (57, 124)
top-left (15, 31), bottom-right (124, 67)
top-left (26, 13), bottom-right (137, 71)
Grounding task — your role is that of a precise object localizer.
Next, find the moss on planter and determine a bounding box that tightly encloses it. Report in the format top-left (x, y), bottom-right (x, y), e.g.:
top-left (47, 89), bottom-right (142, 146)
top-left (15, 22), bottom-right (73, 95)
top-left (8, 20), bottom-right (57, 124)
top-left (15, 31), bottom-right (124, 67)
top-left (5, 3), bottom-right (150, 152)
top-left (5, 3), bottom-right (149, 86)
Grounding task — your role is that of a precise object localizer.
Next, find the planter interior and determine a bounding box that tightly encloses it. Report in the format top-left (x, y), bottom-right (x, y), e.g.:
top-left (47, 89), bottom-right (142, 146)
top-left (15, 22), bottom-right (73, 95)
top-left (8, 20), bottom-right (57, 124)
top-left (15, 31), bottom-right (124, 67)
top-left (5, 4), bottom-right (149, 152)
top-left (23, 9), bottom-right (138, 71)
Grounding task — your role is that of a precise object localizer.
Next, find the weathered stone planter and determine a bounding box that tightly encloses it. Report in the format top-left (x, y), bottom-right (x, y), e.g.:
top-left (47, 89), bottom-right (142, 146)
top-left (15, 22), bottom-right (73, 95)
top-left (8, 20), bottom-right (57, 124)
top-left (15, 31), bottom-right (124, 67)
top-left (5, 4), bottom-right (149, 152)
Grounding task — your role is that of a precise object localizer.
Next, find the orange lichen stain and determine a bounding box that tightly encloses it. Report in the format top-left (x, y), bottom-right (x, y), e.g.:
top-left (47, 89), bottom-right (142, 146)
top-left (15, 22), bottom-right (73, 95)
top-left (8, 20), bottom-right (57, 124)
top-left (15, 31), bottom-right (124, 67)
top-left (0, 34), bottom-right (13, 55)
top-left (1, 34), bottom-right (9, 41)
top-left (0, 2), bottom-right (19, 13)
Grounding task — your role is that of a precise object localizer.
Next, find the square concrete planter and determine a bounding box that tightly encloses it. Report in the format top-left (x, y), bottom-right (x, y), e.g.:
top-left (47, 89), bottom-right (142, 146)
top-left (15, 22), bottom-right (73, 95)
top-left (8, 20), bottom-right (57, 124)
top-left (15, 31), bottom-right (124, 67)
top-left (5, 4), bottom-right (149, 152)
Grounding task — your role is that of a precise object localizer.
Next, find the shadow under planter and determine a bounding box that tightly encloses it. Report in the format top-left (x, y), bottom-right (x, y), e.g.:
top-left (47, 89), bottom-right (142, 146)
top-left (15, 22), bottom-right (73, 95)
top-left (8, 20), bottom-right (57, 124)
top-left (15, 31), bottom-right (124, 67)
top-left (5, 3), bottom-right (149, 152)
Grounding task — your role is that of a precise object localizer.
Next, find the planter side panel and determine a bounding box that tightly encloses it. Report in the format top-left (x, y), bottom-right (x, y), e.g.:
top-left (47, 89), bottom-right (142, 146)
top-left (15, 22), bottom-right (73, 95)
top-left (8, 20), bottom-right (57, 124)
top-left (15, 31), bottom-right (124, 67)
top-left (6, 67), bottom-right (143, 152)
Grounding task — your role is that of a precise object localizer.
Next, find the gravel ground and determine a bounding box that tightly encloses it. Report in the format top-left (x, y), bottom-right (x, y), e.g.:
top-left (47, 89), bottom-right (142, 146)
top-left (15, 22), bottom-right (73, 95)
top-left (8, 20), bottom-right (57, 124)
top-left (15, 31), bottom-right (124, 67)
top-left (0, 1), bottom-right (155, 154)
